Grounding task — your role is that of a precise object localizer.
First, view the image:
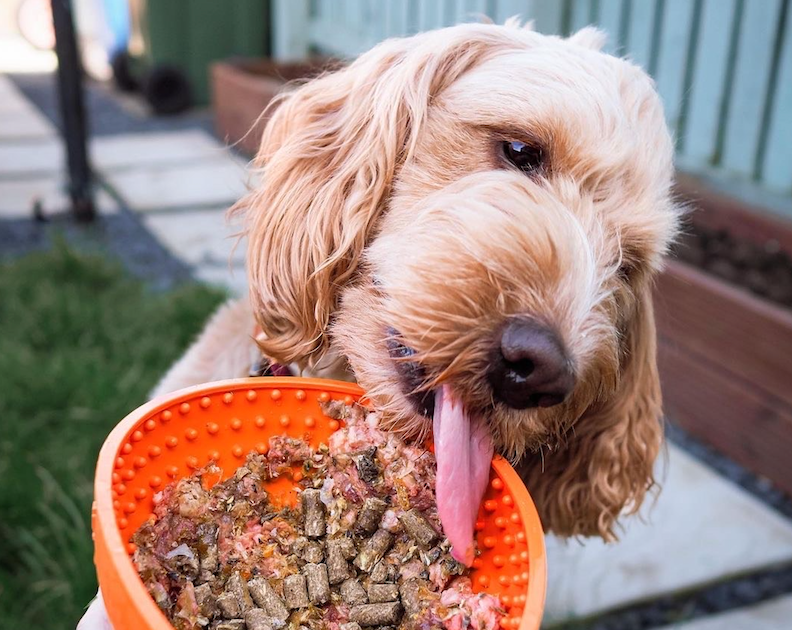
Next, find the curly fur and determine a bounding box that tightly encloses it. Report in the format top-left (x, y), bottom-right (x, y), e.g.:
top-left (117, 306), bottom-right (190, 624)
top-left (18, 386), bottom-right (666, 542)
top-left (228, 21), bottom-right (680, 539)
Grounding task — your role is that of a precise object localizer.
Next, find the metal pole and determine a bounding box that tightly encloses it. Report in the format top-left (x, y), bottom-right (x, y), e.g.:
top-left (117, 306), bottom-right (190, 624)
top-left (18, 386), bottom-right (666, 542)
top-left (51, 0), bottom-right (95, 222)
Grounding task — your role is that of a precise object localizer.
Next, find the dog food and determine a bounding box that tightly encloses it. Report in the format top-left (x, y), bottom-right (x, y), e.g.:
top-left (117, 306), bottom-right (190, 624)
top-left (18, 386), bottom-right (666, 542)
top-left (131, 401), bottom-right (505, 630)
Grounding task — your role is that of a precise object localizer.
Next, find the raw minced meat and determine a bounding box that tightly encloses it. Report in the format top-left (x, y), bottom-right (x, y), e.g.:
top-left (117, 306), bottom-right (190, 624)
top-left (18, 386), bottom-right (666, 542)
top-left (132, 401), bottom-right (505, 630)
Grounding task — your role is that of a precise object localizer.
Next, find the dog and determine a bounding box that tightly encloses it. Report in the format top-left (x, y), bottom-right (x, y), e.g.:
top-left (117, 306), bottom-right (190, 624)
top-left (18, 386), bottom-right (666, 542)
top-left (154, 19), bottom-right (680, 547)
top-left (80, 19), bottom-right (681, 629)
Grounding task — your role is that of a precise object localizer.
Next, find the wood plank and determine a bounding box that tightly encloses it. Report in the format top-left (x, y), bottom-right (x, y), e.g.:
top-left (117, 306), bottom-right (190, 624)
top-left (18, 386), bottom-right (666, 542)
top-left (658, 340), bottom-right (792, 498)
top-left (721, 0), bottom-right (783, 177)
top-left (271, 0), bottom-right (310, 60)
top-left (418, 0), bottom-right (446, 30)
top-left (679, 0), bottom-right (738, 167)
top-left (494, 0), bottom-right (531, 25)
top-left (366, 0), bottom-right (387, 46)
top-left (532, 0), bottom-right (567, 34)
top-left (454, 0), bottom-right (467, 22)
top-left (655, 260), bottom-right (792, 408)
top-left (309, 18), bottom-right (371, 57)
top-left (760, 1), bottom-right (792, 193)
top-left (653, 0), bottom-right (696, 136)
top-left (344, 0), bottom-right (364, 30)
top-left (455, 0), bottom-right (487, 22)
top-left (329, 0), bottom-right (344, 22)
top-left (385, 0), bottom-right (409, 36)
top-left (597, 0), bottom-right (624, 54)
top-left (468, 0), bottom-right (490, 17)
top-left (569, 0), bottom-right (594, 32)
top-left (624, 0), bottom-right (657, 71)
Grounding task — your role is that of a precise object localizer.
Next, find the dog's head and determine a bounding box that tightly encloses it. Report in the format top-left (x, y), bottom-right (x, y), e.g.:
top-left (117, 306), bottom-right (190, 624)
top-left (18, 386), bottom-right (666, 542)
top-left (235, 23), bottom-right (680, 542)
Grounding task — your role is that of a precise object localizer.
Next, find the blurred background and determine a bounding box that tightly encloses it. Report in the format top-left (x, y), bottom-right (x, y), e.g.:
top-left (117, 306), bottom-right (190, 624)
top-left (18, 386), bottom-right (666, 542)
top-left (1, 1), bottom-right (791, 629)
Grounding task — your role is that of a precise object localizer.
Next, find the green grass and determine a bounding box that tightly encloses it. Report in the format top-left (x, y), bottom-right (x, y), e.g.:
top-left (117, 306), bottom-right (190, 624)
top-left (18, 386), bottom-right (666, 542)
top-left (0, 243), bottom-right (227, 628)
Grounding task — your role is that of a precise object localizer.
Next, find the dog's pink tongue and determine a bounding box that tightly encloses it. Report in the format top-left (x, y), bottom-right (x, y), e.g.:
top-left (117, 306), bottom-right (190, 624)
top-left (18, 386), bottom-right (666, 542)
top-left (433, 384), bottom-right (494, 565)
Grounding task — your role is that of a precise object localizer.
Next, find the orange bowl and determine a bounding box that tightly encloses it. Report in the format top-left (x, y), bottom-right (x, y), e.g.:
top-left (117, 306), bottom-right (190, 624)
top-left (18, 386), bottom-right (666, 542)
top-left (92, 378), bottom-right (546, 630)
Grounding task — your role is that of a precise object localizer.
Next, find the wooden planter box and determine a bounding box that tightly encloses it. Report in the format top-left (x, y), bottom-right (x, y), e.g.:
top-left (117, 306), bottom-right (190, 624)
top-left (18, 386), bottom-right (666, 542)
top-left (655, 176), bottom-right (792, 496)
top-left (210, 58), bottom-right (336, 156)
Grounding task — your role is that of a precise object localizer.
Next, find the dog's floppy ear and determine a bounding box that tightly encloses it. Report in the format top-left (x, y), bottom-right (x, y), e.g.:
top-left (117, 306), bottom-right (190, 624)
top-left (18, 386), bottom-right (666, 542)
top-left (520, 283), bottom-right (662, 539)
top-left (568, 26), bottom-right (607, 51)
top-left (235, 30), bottom-right (506, 367)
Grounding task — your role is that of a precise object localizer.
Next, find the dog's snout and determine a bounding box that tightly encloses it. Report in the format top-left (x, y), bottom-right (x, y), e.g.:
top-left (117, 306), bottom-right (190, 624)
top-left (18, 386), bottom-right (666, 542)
top-left (489, 319), bottom-right (575, 410)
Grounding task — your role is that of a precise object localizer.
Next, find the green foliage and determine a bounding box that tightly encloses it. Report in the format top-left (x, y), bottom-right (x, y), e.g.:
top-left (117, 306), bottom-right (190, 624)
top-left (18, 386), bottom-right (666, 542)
top-left (0, 244), bottom-right (226, 628)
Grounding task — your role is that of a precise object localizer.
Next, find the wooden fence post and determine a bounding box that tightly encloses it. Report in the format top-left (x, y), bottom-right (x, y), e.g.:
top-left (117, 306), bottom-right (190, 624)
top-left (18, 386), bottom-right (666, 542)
top-left (272, 0), bottom-right (310, 60)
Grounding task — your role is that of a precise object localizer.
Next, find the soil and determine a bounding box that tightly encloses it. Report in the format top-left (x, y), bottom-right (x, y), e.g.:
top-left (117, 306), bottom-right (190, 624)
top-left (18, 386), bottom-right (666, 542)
top-left (673, 223), bottom-right (792, 308)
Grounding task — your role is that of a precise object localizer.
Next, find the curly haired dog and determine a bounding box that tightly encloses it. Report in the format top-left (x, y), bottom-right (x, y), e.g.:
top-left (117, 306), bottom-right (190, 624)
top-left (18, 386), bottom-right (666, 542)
top-left (152, 21), bottom-right (679, 560)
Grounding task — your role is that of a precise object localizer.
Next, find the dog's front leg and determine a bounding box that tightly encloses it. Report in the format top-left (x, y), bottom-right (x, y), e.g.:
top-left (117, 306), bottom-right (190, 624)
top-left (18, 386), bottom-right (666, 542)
top-left (149, 297), bottom-right (260, 399)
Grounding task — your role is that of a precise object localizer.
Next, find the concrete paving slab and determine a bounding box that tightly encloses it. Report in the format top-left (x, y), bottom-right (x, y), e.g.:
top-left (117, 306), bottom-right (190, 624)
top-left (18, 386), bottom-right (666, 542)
top-left (0, 138), bottom-right (62, 177)
top-left (0, 129), bottom-right (234, 178)
top-left (655, 595), bottom-right (792, 629)
top-left (0, 176), bottom-right (118, 219)
top-left (92, 130), bottom-right (236, 171)
top-left (141, 208), bottom-right (245, 267)
top-left (0, 103), bottom-right (56, 140)
top-left (0, 77), bottom-right (37, 115)
top-left (543, 446), bottom-right (792, 625)
top-left (104, 159), bottom-right (249, 212)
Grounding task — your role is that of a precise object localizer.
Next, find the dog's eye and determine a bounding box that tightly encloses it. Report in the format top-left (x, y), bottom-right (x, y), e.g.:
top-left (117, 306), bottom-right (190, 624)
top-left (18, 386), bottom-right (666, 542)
top-left (502, 140), bottom-right (544, 174)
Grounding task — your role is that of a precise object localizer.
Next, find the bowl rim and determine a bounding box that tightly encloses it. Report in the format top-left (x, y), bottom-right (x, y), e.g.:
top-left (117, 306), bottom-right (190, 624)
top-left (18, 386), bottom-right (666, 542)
top-left (93, 377), bottom-right (546, 630)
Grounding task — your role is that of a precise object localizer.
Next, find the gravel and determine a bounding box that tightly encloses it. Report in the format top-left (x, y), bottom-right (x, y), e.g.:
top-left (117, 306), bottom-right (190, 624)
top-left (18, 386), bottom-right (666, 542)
top-left (0, 191), bottom-right (194, 292)
top-left (10, 73), bottom-right (215, 137)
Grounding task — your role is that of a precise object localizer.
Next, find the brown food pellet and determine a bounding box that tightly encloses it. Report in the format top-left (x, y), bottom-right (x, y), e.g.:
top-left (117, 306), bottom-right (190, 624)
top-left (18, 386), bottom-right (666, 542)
top-left (214, 621), bottom-right (245, 630)
top-left (367, 583), bottom-right (399, 603)
top-left (398, 509), bottom-right (438, 547)
top-left (303, 562), bottom-right (331, 605)
top-left (305, 541), bottom-right (324, 563)
top-left (248, 577), bottom-right (289, 622)
top-left (244, 608), bottom-right (274, 630)
top-left (399, 578), bottom-right (434, 616)
top-left (355, 498), bottom-right (387, 536)
top-left (326, 538), bottom-right (352, 584)
top-left (283, 573), bottom-right (310, 609)
top-left (348, 602), bottom-right (403, 626)
top-left (337, 536), bottom-right (357, 559)
top-left (369, 561), bottom-right (393, 583)
top-left (226, 572), bottom-right (254, 613)
top-left (216, 591), bottom-right (240, 619)
top-left (301, 488), bottom-right (326, 538)
top-left (194, 582), bottom-right (216, 618)
top-left (340, 578), bottom-right (369, 605)
top-left (354, 529), bottom-right (393, 572)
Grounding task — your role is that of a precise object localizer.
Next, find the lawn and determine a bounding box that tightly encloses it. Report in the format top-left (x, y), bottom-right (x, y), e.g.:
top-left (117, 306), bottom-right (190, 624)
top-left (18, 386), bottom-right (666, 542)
top-left (0, 244), bottom-right (227, 628)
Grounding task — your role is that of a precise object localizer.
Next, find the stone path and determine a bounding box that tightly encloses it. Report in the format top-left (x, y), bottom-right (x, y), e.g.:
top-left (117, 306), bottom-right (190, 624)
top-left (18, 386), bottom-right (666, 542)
top-left (0, 75), bottom-right (245, 295)
top-left (3, 73), bottom-right (792, 629)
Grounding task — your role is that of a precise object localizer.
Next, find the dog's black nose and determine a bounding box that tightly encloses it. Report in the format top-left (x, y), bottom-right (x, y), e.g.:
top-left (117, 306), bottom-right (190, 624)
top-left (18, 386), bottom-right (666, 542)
top-left (489, 319), bottom-right (575, 409)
